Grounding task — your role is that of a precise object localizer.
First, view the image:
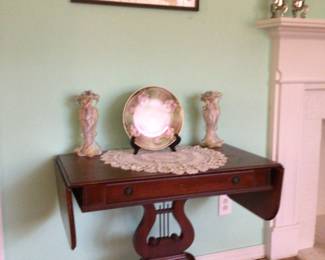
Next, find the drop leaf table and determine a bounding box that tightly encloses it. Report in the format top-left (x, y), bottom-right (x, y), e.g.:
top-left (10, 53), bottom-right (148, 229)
top-left (55, 144), bottom-right (283, 260)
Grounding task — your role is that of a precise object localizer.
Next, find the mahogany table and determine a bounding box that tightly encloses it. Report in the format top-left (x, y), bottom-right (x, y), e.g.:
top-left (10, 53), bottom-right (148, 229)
top-left (55, 144), bottom-right (283, 260)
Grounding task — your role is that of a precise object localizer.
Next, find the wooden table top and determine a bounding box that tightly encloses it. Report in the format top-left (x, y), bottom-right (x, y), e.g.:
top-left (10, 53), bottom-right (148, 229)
top-left (56, 144), bottom-right (281, 188)
top-left (55, 144), bottom-right (284, 252)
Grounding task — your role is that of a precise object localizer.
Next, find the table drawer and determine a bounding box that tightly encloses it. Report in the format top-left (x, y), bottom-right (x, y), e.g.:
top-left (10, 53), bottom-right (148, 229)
top-left (80, 169), bottom-right (271, 211)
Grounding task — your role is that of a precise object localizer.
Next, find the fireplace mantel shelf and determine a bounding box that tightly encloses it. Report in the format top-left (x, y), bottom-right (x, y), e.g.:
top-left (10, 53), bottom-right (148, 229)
top-left (257, 17), bottom-right (325, 30)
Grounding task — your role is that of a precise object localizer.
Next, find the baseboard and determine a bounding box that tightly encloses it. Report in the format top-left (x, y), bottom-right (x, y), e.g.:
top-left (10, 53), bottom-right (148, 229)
top-left (197, 245), bottom-right (265, 260)
top-left (265, 224), bottom-right (300, 260)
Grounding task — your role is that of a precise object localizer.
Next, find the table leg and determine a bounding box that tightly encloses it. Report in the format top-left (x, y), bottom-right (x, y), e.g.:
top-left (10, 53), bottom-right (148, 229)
top-left (55, 163), bottom-right (77, 250)
top-left (133, 200), bottom-right (195, 260)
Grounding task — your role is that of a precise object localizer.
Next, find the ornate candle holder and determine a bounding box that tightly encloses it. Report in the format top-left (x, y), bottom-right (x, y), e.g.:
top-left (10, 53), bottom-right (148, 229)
top-left (292, 0), bottom-right (309, 18)
top-left (201, 91), bottom-right (224, 148)
top-left (270, 0), bottom-right (288, 18)
top-left (74, 90), bottom-right (102, 157)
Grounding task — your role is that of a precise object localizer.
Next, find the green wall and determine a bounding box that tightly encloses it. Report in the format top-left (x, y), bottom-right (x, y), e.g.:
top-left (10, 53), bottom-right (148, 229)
top-left (1, 1), bottom-right (325, 259)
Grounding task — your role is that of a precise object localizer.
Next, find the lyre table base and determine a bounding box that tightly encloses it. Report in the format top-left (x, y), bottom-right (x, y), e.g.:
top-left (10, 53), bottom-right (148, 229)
top-left (134, 200), bottom-right (194, 260)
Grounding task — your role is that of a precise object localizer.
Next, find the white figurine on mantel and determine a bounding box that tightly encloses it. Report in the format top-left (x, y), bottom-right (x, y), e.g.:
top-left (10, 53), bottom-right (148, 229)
top-left (75, 90), bottom-right (102, 157)
top-left (201, 91), bottom-right (224, 148)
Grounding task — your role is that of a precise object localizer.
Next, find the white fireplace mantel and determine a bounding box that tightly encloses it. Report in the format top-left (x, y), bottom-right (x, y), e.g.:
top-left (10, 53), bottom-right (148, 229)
top-left (257, 18), bottom-right (325, 259)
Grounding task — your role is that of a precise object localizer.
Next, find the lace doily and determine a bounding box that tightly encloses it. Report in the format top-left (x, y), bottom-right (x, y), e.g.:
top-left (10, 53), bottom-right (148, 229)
top-left (101, 146), bottom-right (227, 175)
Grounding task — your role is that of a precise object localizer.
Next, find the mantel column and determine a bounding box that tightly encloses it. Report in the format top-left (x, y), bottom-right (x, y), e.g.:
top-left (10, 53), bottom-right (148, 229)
top-left (257, 17), bottom-right (325, 260)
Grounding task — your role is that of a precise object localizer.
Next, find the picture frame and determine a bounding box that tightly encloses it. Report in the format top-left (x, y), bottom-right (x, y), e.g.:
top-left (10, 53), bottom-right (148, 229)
top-left (71, 0), bottom-right (199, 11)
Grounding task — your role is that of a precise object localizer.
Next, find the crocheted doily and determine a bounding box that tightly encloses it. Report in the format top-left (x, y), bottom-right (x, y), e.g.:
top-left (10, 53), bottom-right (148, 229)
top-left (101, 146), bottom-right (227, 175)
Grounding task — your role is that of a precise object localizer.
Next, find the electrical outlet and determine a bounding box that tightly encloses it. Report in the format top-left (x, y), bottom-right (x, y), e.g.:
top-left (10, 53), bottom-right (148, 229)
top-left (218, 195), bottom-right (232, 216)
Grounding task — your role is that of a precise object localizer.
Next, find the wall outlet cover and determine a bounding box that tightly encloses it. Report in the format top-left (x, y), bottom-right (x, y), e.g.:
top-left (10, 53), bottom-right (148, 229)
top-left (219, 195), bottom-right (232, 216)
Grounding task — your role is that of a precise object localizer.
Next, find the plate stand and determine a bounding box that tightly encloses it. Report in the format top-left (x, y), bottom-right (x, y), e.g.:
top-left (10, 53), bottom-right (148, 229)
top-left (130, 134), bottom-right (182, 155)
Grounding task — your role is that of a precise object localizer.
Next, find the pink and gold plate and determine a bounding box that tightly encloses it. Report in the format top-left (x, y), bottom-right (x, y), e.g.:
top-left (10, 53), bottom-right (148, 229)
top-left (123, 86), bottom-right (184, 151)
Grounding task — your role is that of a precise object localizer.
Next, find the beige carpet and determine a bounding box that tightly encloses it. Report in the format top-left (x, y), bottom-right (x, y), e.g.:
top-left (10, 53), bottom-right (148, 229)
top-left (298, 215), bottom-right (325, 260)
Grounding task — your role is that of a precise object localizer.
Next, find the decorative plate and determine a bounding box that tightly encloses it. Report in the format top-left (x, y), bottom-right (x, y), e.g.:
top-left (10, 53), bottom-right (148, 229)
top-left (123, 86), bottom-right (183, 151)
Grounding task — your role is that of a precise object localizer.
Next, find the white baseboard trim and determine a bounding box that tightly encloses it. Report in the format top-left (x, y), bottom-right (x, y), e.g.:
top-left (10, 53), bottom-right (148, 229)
top-left (265, 224), bottom-right (300, 260)
top-left (197, 245), bottom-right (265, 260)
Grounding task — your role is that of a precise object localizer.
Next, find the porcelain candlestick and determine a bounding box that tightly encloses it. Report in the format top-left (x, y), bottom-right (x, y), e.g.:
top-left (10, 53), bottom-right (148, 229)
top-left (75, 90), bottom-right (102, 157)
top-left (201, 91), bottom-right (224, 148)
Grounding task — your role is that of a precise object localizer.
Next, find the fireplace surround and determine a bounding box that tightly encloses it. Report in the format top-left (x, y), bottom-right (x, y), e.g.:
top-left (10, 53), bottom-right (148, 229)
top-left (257, 17), bottom-right (325, 259)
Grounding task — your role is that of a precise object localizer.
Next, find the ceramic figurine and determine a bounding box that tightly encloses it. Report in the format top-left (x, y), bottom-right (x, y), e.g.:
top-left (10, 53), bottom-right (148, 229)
top-left (75, 90), bottom-right (102, 157)
top-left (292, 0), bottom-right (309, 18)
top-left (201, 91), bottom-right (224, 148)
top-left (270, 0), bottom-right (288, 18)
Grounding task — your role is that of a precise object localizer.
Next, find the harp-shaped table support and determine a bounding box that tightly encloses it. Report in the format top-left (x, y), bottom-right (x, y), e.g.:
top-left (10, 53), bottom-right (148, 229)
top-left (134, 200), bottom-right (194, 260)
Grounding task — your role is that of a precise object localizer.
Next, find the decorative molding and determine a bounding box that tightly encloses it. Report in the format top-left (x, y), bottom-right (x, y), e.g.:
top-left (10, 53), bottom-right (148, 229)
top-left (197, 245), bottom-right (265, 260)
top-left (276, 80), bottom-right (325, 85)
top-left (257, 18), bottom-right (325, 39)
top-left (257, 17), bottom-right (325, 30)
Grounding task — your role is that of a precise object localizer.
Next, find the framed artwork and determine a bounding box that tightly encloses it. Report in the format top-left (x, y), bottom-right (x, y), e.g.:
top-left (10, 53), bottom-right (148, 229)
top-left (71, 0), bottom-right (199, 11)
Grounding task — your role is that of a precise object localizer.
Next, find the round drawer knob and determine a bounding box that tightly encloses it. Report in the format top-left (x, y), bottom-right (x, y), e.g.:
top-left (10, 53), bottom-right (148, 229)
top-left (232, 176), bottom-right (241, 185)
top-left (124, 187), bottom-right (134, 196)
